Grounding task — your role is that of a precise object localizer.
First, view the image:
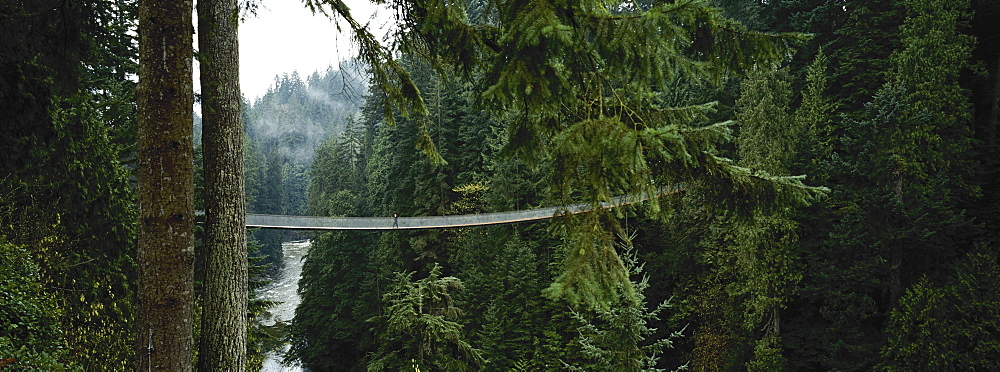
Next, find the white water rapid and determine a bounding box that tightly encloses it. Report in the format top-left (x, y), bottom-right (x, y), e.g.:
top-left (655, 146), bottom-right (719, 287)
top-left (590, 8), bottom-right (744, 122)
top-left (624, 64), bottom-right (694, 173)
top-left (258, 240), bottom-right (310, 372)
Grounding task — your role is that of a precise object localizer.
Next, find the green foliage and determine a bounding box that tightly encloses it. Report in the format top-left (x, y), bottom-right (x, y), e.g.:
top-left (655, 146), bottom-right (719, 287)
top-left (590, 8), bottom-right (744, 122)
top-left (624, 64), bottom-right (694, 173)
top-left (243, 66), bottom-right (367, 268)
top-left (0, 238), bottom-right (72, 371)
top-left (366, 264), bottom-right (485, 371)
top-left (563, 233), bottom-right (685, 372)
top-left (734, 65), bottom-right (804, 338)
top-left (827, 1), bottom-right (904, 113)
top-left (246, 66), bottom-right (365, 210)
top-left (687, 64), bottom-right (813, 369)
top-left (290, 231), bottom-right (378, 371)
top-left (303, 0), bottom-right (430, 144)
top-left (792, 49), bottom-right (837, 177)
top-left (775, 1), bottom-right (983, 367)
top-left (888, 0), bottom-right (977, 199)
top-left (308, 131), bottom-right (362, 217)
top-left (544, 212), bottom-right (634, 310)
top-left (745, 334), bottom-right (784, 372)
top-left (457, 233), bottom-right (547, 370)
top-left (0, 91), bottom-right (137, 369)
top-left (1, 0), bottom-right (140, 367)
top-left (301, 0), bottom-right (828, 309)
top-left (826, 0), bottom-right (978, 321)
top-left (881, 247), bottom-right (1000, 371)
top-left (244, 130), bottom-right (266, 209)
top-left (736, 67), bottom-right (795, 174)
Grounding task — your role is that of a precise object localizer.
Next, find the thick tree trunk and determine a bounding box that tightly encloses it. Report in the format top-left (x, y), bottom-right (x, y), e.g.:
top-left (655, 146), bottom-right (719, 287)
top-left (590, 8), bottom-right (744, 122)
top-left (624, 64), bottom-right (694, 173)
top-left (136, 0), bottom-right (196, 369)
top-left (197, 0), bottom-right (248, 369)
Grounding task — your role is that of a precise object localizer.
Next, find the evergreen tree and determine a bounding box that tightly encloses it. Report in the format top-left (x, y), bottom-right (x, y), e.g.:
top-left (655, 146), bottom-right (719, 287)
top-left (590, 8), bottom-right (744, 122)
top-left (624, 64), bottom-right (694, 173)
top-left (880, 248), bottom-right (1000, 371)
top-left (136, 0), bottom-right (196, 368)
top-left (282, 1), bottom-right (1000, 370)
top-left (828, 1), bottom-right (905, 114)
top-left (366, 264), bottom-right (484, 372)
top-left (730, 66), bottom-right (805, 370)
top-left (291, 231), bottom-right (378, 371)
top-left (565, 233), bottom-right (685, 371)
top-left (292, 90), bottom-right (383, 371)
top-left (677, 45), bottom-right (834, 372)
top-left (879, 0), bottom-right (978, 304)
top-left (243, 65), bottom-right (366, 270)
top-left (307, 134), bottom-right (361, 217)
top-left (197, 0), bottom-right (249, 367)
top-left (791, 50), bottom-right (837, 178)
top-left (779, 50), bottom-right (843, 369)
top-left (968, 0), bottom-right (1000, 254)
top-left (458, 234), bottom-right (546, 370)
top-left (245, 130), bottom-right (267, 212)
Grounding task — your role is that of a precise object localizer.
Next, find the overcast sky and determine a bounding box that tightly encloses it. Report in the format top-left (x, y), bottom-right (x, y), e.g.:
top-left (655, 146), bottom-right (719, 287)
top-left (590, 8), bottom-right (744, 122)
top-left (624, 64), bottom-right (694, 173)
top-left (235, 0), bottom-right (389, 100)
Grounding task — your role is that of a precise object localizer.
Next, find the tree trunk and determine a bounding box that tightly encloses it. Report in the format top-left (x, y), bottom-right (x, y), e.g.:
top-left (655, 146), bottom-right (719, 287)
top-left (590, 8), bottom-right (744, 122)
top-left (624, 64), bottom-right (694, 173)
top-left (136, 0), bottom-right (196, 369)
top-left (197, 0), bottom-right (248, 369)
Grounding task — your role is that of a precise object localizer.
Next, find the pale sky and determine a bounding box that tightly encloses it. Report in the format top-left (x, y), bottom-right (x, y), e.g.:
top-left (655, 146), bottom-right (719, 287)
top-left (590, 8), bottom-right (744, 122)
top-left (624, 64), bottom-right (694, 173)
top-left (235, 0), bottom-right (390, 100)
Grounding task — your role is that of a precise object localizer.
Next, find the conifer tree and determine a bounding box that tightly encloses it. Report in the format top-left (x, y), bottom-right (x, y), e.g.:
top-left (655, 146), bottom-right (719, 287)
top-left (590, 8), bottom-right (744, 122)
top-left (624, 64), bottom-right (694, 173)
top-left (291, 231), bottom-right (378, 370)
top-left (792, 50), bottom-right (837, 178)
top-left (880, 248), bottom-right (1000, 371)
top-left (851, 0), bottom-right (978, 306)
top-left (690, 64), bottom-right (814, 370)
top-left (307, 134), bottom-right (361, 217)
top-left (458, 235), bottom-right (547, 370)
top-left (778, 50), bottom-right (843, 368)
top-left (565, 233), bottom-right (684, 371)
top-left (888, 0), bottom-right (977, 202)
top-left (197, 0), bottom-right (248, 368)
top-left (136, 0), bottom-right (196, 368)
top-left (730, 66), bottom-right (802, 371)
top-left (366, 264), bottom-right (484, 371)
top-left (828, 1), bottom-right (904, 114)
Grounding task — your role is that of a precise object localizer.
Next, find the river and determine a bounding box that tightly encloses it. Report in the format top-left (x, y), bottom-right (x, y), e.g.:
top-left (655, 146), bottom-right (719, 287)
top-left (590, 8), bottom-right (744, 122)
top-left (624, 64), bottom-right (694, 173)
top-left (258, 240), bottom-right (310, 372)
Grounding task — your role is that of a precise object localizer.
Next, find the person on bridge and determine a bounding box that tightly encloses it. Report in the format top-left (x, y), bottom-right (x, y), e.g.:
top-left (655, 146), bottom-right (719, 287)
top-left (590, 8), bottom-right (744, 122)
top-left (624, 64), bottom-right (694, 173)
top-left (393, 213), bottom-right (398, 228)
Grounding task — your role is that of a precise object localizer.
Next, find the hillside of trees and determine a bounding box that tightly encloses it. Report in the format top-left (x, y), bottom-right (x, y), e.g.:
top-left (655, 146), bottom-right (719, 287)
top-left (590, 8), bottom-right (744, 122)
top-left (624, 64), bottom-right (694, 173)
top-left (213, 65), bottom-right (367, 271)
top-left (2, 0), bottom-right (998, 370)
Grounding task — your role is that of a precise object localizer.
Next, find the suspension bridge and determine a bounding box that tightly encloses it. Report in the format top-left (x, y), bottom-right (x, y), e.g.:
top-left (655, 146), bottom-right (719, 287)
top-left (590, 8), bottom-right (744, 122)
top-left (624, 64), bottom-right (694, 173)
top-left (242, 185), bottom-right (684, 230)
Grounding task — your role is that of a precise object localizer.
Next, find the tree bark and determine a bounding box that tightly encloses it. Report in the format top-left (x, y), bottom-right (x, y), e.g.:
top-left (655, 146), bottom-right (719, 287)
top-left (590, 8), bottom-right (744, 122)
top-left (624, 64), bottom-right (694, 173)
top-left (136, 0), bottom-right (196, 370)
top-left (197, 0), bottom-right (248, 369)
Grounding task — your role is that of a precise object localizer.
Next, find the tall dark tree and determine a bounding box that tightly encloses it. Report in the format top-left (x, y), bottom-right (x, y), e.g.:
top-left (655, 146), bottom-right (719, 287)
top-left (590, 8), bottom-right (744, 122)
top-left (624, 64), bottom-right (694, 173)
top-left (136, 0), bottom-right (196, 369)
top-left (366, 264), bottom-right (484, 371)
top-left (879, 0), bottom-right (977, 303)
top-left (828, 1), bottom-right (904, 114)
top-left (197, 0), bottom-right (248, 368)
top-left (729, 66), bottom-right (803, 370)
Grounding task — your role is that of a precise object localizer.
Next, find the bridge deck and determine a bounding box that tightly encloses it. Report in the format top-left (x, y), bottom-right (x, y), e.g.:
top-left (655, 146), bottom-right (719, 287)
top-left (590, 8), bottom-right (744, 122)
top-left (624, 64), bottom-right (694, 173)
top-left (247, 194), bottom-right (655, 230)
top-left (240, 185), bottom-right (683, 230)
top-left (247, 208), bottom-right (560, 230)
